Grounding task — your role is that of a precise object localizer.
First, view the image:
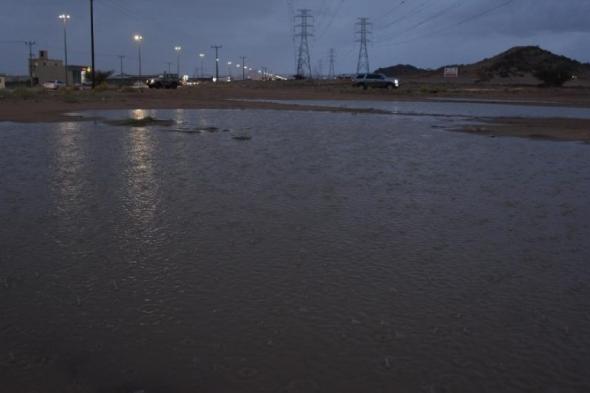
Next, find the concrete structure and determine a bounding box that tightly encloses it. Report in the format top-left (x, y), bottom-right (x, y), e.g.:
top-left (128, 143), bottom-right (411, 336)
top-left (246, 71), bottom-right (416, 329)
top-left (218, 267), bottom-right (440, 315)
top-left (30, 50), bottom-right (64, 85)
top-left (29, 50), bottom-right (87, 86)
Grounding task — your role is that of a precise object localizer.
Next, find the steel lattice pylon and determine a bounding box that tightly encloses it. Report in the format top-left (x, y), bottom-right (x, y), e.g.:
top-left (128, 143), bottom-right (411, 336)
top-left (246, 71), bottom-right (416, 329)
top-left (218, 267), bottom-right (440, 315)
top-left (356, 17), bottom-right (371, 75)
top-left (294, 9), bottom-right (313, 79)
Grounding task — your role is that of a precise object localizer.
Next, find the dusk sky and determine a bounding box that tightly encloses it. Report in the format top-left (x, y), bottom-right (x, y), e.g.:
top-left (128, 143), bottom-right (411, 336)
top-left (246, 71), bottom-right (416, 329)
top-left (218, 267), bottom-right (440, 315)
top-left (1, 0), bottom-right (589, 76)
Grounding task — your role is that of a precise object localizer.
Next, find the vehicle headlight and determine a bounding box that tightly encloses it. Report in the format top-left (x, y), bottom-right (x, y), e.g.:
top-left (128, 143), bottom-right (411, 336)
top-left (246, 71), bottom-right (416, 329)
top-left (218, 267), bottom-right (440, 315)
top-left (394, 79), bottom-right (399, 87)
top-left (150, 79), bottom-right (155, 83)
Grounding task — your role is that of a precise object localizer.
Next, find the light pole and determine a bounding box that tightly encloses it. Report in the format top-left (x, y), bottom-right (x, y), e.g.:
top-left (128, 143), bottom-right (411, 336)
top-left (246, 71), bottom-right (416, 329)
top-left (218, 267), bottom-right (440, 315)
top-left (174, 46), bottom-right (182, 76)
top-left (89, 0), bottom-right (96, 89)
top-left (59, 14), bottom-right (70, 86)
top-left (199, 53), bottom-right (205, 77)
top-left (227, 61), bottom-right (232, 80)
top-left (240, 56), bottom-right (247, 80)
top-left (211, 45), bottom-right (222, 82)
top-left (133, 34), bottom-right (143, 77)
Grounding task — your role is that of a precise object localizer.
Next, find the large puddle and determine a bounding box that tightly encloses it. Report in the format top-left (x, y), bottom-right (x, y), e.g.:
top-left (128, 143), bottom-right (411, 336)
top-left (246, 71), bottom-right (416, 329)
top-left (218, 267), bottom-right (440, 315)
top-left (1, 109), bottom-right (589, 392)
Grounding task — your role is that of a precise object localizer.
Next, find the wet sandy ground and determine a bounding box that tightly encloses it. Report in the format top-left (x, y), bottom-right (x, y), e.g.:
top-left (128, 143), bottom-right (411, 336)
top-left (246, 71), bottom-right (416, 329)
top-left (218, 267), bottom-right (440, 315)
top-left (1, 109), bottom-right (589, 392)
top-left (2, 83), bottom-right (590, 141)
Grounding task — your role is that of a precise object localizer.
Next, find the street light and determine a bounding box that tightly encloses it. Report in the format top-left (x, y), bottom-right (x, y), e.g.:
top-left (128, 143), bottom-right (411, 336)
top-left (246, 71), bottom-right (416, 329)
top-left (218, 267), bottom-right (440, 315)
top-left (133, 34), bottom-right (143, 77)
top-left (199, 53), bottom-right (205, 77)
top-left (174, 46), bottom-right (182, 76)
top-left (58, 14), bottom-right (70, 86)
top-left (227, 61), bottom-right (232, 79)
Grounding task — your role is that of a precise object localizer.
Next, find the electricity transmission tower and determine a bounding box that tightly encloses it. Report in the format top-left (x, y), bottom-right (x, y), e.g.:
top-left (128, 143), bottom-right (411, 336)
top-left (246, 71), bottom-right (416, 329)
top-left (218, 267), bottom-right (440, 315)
top-left (294, 9), bottom-right (313, 79)
top-left (356, 17), bottom-right (371, 74)
top-left (328, 48), bottom-right (336, 79)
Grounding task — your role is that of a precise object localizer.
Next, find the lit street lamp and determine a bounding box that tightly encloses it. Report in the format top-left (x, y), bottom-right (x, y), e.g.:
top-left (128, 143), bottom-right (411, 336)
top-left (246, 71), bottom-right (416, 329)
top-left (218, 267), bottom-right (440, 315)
top-left (174, 46), bottom-right (182, 76)
top-left (227, 61), bottom-right (232, 79)
top-left (133, 34), bottom-right (143, 76)
top-left (58, 14), bottom-right (70, 86)
top-left (199, 53), bottom-right (205, 77)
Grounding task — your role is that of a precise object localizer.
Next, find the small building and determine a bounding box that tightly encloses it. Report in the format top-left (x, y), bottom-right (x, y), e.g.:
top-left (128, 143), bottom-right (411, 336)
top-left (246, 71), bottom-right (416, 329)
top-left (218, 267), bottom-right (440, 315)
top-left (30, 50), bottom-right (88, 86)
top-left (30, 50), bottom-right (64, 85)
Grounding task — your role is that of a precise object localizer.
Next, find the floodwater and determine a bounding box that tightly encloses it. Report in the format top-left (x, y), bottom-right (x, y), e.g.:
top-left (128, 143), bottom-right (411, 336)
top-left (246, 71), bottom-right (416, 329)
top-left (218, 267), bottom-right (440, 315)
top-left (1, 107), bottom-right (589, 393)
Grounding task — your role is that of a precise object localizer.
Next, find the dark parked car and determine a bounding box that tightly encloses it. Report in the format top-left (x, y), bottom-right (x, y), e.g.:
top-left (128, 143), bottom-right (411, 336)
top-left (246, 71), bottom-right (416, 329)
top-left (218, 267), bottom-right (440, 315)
top-left (352, 73), bottom-right (399, 89)
top-left (147, 73), bottom-right (180, 89)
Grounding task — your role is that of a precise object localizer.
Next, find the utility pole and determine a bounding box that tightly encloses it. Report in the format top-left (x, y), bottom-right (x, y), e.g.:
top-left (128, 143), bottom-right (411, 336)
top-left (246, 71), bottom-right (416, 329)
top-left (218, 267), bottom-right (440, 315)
top-left (117, 55), bottom-right (125, 75)
top-left (166, 62), bottom-right (173, 73)
top-left (211, 45), bottom-right (222, 81)
top-left (294, 9), bottom-right (313, 79)
top-left (90, 0), bottom-right (96, 88)
top-left (356, 17), bottom-right (371, 75)
top-left (25, 41), bottom-right (36, 86)
top-left (328, 48), bottom-right (336, 79)
top-left (240, 56), bottom-right (247, 80)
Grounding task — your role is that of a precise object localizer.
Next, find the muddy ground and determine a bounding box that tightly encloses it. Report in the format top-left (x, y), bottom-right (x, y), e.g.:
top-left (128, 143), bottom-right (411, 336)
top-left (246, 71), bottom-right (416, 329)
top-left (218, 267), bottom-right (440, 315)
top-left (1, 80), bottom-right (589, 141)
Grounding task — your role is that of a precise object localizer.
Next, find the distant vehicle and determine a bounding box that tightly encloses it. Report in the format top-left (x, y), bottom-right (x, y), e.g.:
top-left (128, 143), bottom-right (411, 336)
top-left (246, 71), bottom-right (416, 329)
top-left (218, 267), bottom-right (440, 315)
top-left (352, 73), bottom-right (399, 90)
top-left (42, 80), bottom-right (66, 90)
top-left (147, 73), bottom-right (180, 89)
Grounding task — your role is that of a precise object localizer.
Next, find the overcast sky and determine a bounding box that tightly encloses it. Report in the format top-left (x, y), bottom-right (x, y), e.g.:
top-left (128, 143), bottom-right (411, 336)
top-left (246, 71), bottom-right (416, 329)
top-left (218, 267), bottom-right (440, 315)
top-left (1, 0), bottom-right (589, 76)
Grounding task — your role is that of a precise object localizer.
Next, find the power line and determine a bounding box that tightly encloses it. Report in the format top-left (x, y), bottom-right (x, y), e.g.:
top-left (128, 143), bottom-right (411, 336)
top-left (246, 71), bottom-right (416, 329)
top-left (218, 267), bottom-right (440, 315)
top-left (374, 0), bottom-right (461, 44)
top-left (376, 0), bottom-right (433, 31)
top-left (315, 0), bottom-right (345, 41)
top-left (376, 0), bottom-right (515, 48)
top-left (373, 0), bottom-right (407, 23)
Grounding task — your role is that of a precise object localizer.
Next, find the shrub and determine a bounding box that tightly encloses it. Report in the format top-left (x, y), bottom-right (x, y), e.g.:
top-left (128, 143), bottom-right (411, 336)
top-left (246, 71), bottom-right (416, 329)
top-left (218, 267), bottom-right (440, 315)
top-left (87, 70), bottom-right (114, 86)
top-left (533, 65), bottom-right (574, 87)
top-left (12, 88), bottom-right (37, 100)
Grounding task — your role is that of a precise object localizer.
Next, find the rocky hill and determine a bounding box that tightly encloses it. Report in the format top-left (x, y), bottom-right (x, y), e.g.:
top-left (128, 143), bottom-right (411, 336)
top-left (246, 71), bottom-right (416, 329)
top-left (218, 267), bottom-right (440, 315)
top-left (376, 46), bottom-right (590, 85)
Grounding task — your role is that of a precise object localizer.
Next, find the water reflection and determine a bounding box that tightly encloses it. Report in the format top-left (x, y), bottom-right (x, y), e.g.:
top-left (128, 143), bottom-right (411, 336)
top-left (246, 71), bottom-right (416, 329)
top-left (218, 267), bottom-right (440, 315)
top-left (50, 121), bottom-right (87, 222)
top-left (124, 125), bottom-right (159, 228)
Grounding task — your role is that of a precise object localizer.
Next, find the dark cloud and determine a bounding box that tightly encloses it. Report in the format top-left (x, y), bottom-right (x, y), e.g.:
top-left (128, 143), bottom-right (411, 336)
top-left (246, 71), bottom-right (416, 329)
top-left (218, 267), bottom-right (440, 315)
top-left (1, 0), bottom-right (589, 76)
